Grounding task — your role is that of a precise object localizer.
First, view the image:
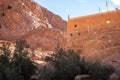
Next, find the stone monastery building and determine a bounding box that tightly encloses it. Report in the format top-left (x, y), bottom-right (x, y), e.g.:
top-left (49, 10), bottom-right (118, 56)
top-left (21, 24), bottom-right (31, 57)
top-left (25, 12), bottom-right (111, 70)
top-left (67, 9), bottom-right (120, 54)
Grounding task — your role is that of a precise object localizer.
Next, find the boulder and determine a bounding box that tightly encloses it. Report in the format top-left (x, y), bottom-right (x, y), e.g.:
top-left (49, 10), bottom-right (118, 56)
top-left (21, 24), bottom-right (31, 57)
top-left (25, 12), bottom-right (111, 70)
top-left (109, 73), bottom-right (119, 80)
top-left (75, 75), bottom-right (95, 80)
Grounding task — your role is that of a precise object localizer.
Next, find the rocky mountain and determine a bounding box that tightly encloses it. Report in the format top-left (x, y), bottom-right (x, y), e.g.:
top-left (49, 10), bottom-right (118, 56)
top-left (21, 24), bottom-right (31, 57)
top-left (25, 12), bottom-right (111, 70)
top-left (0, 0), bottom-right (67, 50)
top-left (41, 7), bottom-right (67, 32)
top-left (85, 46), bottom-right (120, 76)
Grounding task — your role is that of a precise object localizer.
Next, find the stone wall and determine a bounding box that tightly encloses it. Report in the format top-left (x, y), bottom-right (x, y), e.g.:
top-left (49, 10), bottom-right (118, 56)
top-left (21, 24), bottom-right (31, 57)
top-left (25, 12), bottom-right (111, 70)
top-left (67, 10), bottom-right (120, 53)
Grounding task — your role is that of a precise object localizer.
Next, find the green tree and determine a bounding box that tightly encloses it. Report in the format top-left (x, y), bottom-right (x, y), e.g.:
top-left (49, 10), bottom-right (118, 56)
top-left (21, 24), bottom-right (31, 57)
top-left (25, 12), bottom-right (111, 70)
top-left (0, 43), bottom-right (23, 80)
top-left (39, 48), bottom-right (114, 80)
top-left (39, 48), bottom-right (82, 80)
top-left (0, 40), bottom-right (36, 80)
top-left (87, 61), bottom-right (114, 80)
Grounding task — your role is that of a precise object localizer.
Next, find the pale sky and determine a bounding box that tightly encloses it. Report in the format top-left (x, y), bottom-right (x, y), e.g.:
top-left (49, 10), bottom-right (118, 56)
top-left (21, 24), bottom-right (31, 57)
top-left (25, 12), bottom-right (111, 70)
top-left (34, 0), bottom-right (120, 20)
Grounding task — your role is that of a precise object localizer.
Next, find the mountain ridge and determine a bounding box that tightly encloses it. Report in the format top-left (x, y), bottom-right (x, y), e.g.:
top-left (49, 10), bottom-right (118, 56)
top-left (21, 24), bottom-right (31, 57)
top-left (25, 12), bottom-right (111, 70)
top-left (0, 0), bottom-right (67, 50)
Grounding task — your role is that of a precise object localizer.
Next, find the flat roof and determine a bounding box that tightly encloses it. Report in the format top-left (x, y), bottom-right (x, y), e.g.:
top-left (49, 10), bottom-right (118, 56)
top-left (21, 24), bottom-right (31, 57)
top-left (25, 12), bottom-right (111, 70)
top-left (68, 10), bottom-right (120, 21)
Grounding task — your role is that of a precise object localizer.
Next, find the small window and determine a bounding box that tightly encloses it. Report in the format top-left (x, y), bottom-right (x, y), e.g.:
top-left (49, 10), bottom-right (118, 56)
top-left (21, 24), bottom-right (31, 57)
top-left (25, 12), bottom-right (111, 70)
top-left (102, 36), bottom-right (104, 38)
top-left (7, 5), bottom-right (12, 9)
top-left (74, 25), bottom-right (77, 28)
top-left (70, 34), bottom-right (73, 36)
top-left (78, 33), bottom-right (80, 35)
top-left (1, 13), bottom-right (5, 16)
top-left (0, 25), bottom-right (1, 28)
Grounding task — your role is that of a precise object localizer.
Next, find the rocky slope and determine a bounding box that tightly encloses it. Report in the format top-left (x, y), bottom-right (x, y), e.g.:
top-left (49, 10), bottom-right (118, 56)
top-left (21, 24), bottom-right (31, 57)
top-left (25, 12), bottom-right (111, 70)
top-left (85, 46), bottom-right (120, 76)
top-left (41, 7), bottom-right (67, 32)
top-left (0, 0), bottom-right (66, 50)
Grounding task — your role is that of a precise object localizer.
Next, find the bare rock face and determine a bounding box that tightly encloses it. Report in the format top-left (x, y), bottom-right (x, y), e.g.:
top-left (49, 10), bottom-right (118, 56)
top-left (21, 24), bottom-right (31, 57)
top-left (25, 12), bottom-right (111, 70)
top-left (26, 29), bottom-right (66, 50)
top-left (41, 7), bottom-right (67, 32)
top-left (0, 0), bottom-right (66, 50)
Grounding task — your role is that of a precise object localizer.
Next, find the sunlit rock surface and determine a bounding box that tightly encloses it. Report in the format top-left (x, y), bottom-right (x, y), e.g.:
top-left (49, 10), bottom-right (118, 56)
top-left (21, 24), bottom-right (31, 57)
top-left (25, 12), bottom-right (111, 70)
top-left (0, 0), bottom-right (66, 50)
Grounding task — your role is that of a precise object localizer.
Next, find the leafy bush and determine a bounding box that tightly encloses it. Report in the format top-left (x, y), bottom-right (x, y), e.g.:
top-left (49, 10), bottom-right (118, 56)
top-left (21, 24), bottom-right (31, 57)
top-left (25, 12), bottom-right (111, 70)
top-left (51, 48), bottom-right (81, 80)
top-left (39, 66), bottom-right (55, 80)
top-left (0, 40), bottom-right (36, 80)
top-left (87, 61), bottom-right (114, 80)
top-left (39, 48), bottom-right (114, 80)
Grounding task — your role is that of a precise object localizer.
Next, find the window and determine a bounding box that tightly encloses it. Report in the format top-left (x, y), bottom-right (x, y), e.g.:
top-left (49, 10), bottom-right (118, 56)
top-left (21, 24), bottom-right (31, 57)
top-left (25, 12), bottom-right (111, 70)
top-left (70, 34), bottom-right (73, 36)
top-left (7, 5), bottom-right (12, 9)
top-left (74, 24), bottom-right (77, 28)
top-left (1, 13), bottom-right (5, 16)
top-left (78, 33), bottom-right (80, 35)
top-left (0, 25), bottom-right (1, 28)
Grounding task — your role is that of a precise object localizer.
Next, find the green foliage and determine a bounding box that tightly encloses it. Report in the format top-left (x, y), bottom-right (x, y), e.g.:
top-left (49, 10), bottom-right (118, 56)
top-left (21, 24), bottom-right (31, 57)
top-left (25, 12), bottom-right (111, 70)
top-left (39, 48), bottom-right (114, 80)
top-left (87, 61), bottom-right (114, 80)
top-left (39, 66), bottom-right (55, 80)
top-left (0, 40), bottom-right (36, 80)
top-left (52, 48), bottom-right (81, 80)
top-left (39, 48), bottom-right (81, 80)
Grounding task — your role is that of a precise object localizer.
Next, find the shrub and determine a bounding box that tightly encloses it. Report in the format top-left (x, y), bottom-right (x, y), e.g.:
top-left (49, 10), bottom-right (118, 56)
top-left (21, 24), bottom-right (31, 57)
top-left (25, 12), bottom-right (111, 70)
top-left (39, 48), bottom-right (114, 80)
top-left (39, 66), bottom-right (55, 80)
top-left (0, 40), bottom-right (36, 80)
top-left (88, 61), bottom-right (114, 80)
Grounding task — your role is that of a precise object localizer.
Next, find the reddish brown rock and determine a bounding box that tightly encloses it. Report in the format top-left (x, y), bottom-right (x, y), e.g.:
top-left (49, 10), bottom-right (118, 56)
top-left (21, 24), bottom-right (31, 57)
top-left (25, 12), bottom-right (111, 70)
top-left (109, 73), bottom-right (119, 80)
top-left (26, 29), bottom-right (66, 50)
top-left (41, 7), bottom-right (67, 32)
top-left (0, 0), bottom-right (66, 50)
top-left (75, 75), bottom-right (95, 80)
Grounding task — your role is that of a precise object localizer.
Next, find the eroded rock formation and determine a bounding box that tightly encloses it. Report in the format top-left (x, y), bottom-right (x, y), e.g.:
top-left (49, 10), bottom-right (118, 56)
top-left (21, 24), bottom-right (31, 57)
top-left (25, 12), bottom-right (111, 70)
top-left (0, 0), bottom-right (67, 50)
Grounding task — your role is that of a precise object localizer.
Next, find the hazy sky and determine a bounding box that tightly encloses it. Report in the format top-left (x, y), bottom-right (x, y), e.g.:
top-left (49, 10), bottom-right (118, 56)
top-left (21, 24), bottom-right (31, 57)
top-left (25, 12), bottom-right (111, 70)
top-left (34, 0), bottom-right (120, 20)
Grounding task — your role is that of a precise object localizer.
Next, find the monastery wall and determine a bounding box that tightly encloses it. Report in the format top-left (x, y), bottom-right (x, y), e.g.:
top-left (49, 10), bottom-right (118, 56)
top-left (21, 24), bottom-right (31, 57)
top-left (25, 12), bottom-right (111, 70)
top-left (67, 10), bottom-right (120, 54)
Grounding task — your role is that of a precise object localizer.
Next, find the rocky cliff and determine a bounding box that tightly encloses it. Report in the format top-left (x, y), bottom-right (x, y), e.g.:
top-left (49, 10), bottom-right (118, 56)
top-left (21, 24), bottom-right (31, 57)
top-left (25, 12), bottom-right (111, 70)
top-left (41, 7), bottom-right (67, 32)
top-left (0, 0), bottom-right (67, 50)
